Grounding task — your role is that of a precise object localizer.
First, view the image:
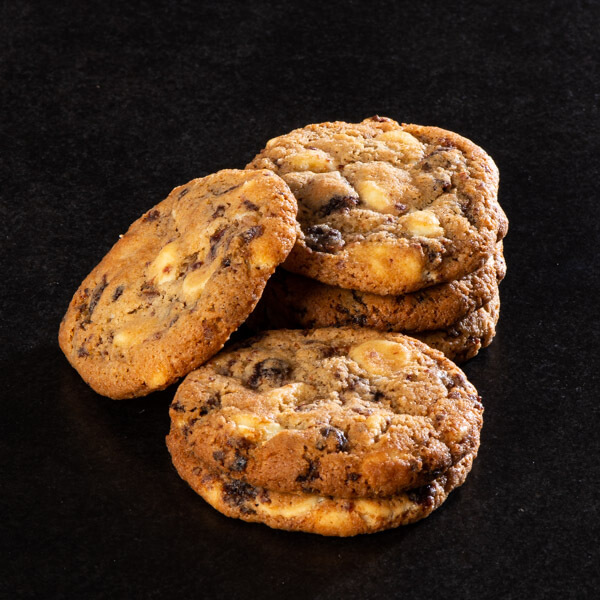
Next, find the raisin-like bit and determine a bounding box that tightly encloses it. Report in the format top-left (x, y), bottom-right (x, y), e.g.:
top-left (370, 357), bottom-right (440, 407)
top-left (370, 115), bottom-right (391, 122)
top-left (407, 484), bottom-right (436, 507)
top-left (222, 479), bottom-right (258, 507)
top-left (143, 209), bottom-right (160, 222)
top-left (170, 400), bottom-right (186, 413)
top-left (245, 358), bottom-right (291, 389)
top-left (211, 205), bottom-right (225, 219)
top-left (240, 225), bottom-right (264, 243)
top-left (296, 458), bottom-right (321, 483)
top-left (242, 199), bottom-right (259, 211)
top-left (140, 281), bottom-right (159, 299)
top-left (318, 426), bottom-right (349, 452)
top-left (304, 225), bottom-right (345, 253)
top-left (199, 393), bottom-right (222, 416)
top-left (77, 347), bottom-right (89, 357)
top-left (85, 275), bottom-right (108, 319)
top-left (320, 195), bottom-right (358, 216)
top-left (112, 285), bottom-right (124, 302)
top-left (229, 453), bottom-right (248, 472)
top-left (210, 226), bottom-right (228, 257)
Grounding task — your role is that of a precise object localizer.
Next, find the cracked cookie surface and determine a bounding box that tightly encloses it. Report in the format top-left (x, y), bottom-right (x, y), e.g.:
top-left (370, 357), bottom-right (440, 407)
top-left (58, 169), bottom-right (298, 399)
top-left (247, 117), bottom-right (507, 294)
top-left (259, 243), bottom-right (505, 333)
top-left (167, 328), bottom-right (483, 499)
top-left (167, 428), bottom-right (474, 536)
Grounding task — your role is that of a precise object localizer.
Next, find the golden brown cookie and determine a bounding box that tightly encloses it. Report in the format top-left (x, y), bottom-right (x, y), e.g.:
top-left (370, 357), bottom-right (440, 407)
top-left (247, 116), bottom-right (507, 295)
top-left (58, 170), bottom-right (298, 399)
top-left (167, 328), bottom-right (482, 513)
top-left (414, 290), bottom-right (500, 363)
top-left (167, 428), bottom-right (474, 536)
top-left (258, 243), bottom-right (505, 333)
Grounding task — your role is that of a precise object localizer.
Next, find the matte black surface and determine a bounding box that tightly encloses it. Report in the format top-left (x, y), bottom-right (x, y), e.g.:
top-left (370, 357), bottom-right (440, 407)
top-left (2, 1), bottom-right (599, 598)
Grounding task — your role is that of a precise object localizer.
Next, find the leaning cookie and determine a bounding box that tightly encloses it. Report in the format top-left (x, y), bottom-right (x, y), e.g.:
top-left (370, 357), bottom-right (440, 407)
top-left (58, 170), bottom-right (298, 399)
top-left (166, 328), bottom-right (483, 534)
top-left (414, 290), bottom-right (500, 363)
top-left (259, 243), bottom-right (505, 333)
top-left (247, 117), bottom-right (508, 295)
top-left (167, 428), bottom-right (474, 536)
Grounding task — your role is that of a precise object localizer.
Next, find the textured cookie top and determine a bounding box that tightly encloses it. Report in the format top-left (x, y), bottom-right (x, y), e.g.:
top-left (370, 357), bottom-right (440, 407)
top-left (59, 169), bottom-right (298, 399)
top-left (169, 328), bottom-right (483, 498)
top-left (247, 117), bottom-right (507, 295)
top-left (262, 243), bottom-right (505, 333)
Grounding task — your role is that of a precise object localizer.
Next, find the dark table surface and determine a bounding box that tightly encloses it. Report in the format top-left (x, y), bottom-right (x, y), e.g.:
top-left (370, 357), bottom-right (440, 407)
top-left (2, 1), bottom-right (599, 598)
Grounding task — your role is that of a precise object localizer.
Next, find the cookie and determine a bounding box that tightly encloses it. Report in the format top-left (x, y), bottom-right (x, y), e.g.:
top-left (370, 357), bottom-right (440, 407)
top-left (167, 328), bottom-right (482, 506)
top-left (167, 427), bottom-right (474, 536)
top-left (414, 290), bottom-right (500, 363)
top-left (259, 243), bottom-right (505, 333)
top-left (247, 116), bottom-right (508, 295)
top-left (58, 169), bottom-right (298, 399)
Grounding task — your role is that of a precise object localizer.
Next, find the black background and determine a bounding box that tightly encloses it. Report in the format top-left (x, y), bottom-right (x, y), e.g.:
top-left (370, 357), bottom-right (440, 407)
top-left (2, 1), bottom-right (599, 598)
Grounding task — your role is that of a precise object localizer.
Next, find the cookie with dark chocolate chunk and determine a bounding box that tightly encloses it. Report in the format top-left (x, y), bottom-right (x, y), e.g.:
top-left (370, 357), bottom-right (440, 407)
top-left (247, 117), bottom-right (507, 295)
top-left (257, 242), bottom-right (505, 335)
top-left (166, 327), bottom-right (483, 535)
top-left (59, 169), bottom-right (298, 399)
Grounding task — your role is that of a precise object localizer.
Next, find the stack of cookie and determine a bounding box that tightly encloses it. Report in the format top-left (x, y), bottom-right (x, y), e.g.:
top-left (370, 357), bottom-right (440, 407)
top-left (58, 117), bottom-right (507, 536)
top-left (247, 117), bottom-right (508, 363)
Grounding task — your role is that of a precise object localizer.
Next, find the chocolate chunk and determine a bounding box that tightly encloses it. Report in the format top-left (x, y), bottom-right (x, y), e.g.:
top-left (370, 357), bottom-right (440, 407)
top-left (304, 225), bottom-right (345, 253)
top-left (318, 426), bottom-right (349, 452)
top-left (222, 479), bottom-right (258, 508)
top-left (199, 393), bottom-right (221, 416)
top-left (347, 472), bottom-right (361, 481)
top-left (213, 450), bottom-right (225, 464)
top-left (77, 347), bottom-right (89, 357)
top-left (407, 484), bottom-right (436, 507)
top-left (221, 257), bottom-right (231, 267)
top-left (210, 226), bottom-right (228, 257)
top-left (229, 453), bottom-right (248, 472)
top-left (143, 209), bottom-right (160, 222)
top-left (211, 205), bottom-right (225, 219)
top-left (296, 458), bottom-right (321, 483)
top-left (240, 225), bottom-right (264, 243)
top-left (170, 400), bottom-right (186, 413)
top-left (242, 199), bottom-right (259, 211)
top-left (112, 285), bottom-right (124, 302)
top-left (245, 358), bottom-right (291, 389)
top-left (319, 195), bottom-right (359, 216)
top-left (85, 275), bottom-right (108, 320)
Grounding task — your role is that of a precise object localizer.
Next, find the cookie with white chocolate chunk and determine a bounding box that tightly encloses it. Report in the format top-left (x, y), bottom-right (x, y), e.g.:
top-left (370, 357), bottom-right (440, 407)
top-left (58, 169), bottom-right (298, 399)
top-left (258, 243), bottom-right (505, 335)
top-left (166, 328), bottom-right (483, 535)
top-left (247, 117), bottom-right (507, 295)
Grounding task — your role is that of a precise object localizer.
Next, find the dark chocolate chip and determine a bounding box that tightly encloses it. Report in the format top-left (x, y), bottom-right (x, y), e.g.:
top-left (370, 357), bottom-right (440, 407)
top-left (112, 285), bottom-right (124, 302)
top-left (242, 199), bottom-right (259, 211)
top-left (319, 195), bottom-right (359, 217)
top-left (245, 358), bottom-right (291, 389)
top-left (211, 205), bottom-right (225, 219)
top-left (210, 226), bottom-right (228, 257)
top-left (229, 454), bottom-right (248, 472)
top-left (199, 393), bottom-right (222, 416)
top-left (77, 347), bottom-right (89, 357)
top-left (318, 426), bottom-right (349, 452)
top-left (407, 484), bottom-right (436, 507)
top-left (170, 400), bottom-right (186, 413)
top-left (178, 188), bottom-right (189, 198)
top-left (222, 479), bottom-right (258, 508)
top-left (304, 225), bottom-right (345, 253)
top-left (240, 225), bottom-right (264, 243)
top-left (213, 450), bottom-right (225, 464)
top-left (347, 472), bottom-right (361, 481)
top-left (296, 458), bottom-right (321, 483)
top-left (221, 257), bottom-right (231, 267)
top-left (143, 209), bottom-right (160, 222)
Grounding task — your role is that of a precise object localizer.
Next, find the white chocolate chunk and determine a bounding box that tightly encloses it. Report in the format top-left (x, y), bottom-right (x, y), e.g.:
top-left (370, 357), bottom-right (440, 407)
top-left (148, 242), bottom-right (180, 285)
top-left (355, 180), bottom-right (393, 212)
top-left (181, 265), bottom-right (214, 300)
top-left (258, 494), bottom-right (321, 518)
top-left (231, 413), bottom-right (284, 442)
top-left (402, 210), bottom-right (444, 238)
top-left (375, 130), bottom-right (424, 160)
top-left (349, 340), bottom-right (412, 376)
top-left (285, 150), bottom-right (335, 173)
